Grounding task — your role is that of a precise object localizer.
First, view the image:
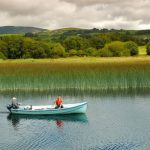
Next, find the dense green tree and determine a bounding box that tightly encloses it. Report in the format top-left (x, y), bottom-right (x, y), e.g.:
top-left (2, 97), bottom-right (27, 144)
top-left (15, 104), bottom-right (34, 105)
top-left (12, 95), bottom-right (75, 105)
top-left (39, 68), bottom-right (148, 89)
top-left (50, 43), bottom-right (65, 58)
top-left (0, 52), bottom-right (6, 59)
top-left (125, 41), bottom-right (138, 56)
top-left (146, 41), bottom-right (150, 55)
top-left (30, 43), bottom-right (47, 58)
top-left (22, 38), bottom-right (48, 58)
top-left (3, 37), bottom-right (23, 59)
top-left (22, 38), bottom-right (34, 58)
top-left (103, 41), bottom-right (130, 57)
top-left (63, 36), bottom-right (89, 51)
top-left (89, 36), bottom-right (106, 49)
top-left (23, 38), bottom-right (66, 58)
top-left (0, 40), bottom-right (8, 57)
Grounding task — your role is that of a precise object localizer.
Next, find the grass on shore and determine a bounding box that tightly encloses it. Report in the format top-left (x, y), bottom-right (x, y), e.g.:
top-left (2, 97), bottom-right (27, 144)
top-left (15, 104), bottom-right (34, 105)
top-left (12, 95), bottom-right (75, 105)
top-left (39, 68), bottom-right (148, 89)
top-left (0, 56), bottom-right (149, 64)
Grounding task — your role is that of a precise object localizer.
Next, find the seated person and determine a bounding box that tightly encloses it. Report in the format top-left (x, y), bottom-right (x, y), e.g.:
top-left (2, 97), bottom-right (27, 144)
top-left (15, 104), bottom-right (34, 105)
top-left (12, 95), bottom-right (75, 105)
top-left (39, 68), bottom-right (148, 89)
top-left (55, 96), bottom-right (63, 109)
top-left (12, 97), bottom-right (19, 109)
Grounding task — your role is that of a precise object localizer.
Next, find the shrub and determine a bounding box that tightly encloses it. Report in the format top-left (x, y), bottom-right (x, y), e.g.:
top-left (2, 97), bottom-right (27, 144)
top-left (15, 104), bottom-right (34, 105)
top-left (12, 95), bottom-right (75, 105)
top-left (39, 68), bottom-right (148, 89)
top-left (0, 52), bottom-right (7, 59)
top-left (98, 48), bottom-right (113, 57)
top-left (104, 41), bottom-right (130, 56)
top-left (125, 41), bottom-right (138, 56)
top-left (0, 40), bottom-right (8, 58)
top-left (77, 50), bottom-right (86, 56)
top-left (69, 49), bottom-right (78, 56)
top-left (50, 43), bottom-right (65, 58)
top-left (64, 52), bottom-right (69, 57)
top-left (22, 52), bottom-right (32, 58)
top-left (84, 48), bottom-right (97, 56)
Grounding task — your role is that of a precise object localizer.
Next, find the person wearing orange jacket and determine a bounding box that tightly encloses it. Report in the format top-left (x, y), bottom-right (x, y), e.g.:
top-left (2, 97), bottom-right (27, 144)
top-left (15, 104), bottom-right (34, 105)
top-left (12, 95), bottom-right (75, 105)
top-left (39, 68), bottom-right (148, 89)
top-left (55, 96), bottom-right (63, 109)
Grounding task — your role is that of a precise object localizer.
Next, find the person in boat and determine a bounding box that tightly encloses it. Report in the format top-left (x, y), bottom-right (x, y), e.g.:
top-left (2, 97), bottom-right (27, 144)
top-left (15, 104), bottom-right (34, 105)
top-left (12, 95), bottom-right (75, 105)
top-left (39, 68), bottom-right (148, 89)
top-left (55, 96), bottom-right (63, 109)
top-left (11, 97), bottom-right (19, 109)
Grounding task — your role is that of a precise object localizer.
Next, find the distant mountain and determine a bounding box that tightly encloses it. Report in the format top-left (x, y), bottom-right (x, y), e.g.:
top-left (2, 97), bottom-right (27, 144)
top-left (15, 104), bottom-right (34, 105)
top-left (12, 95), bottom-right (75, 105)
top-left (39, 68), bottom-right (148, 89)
top-left (0, 26), bottom-right (48, 34)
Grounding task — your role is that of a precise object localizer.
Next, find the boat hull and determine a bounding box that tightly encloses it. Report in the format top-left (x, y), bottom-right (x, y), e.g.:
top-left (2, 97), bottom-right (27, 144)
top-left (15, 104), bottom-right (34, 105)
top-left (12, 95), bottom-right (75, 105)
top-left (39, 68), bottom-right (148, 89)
top-left (9, 102), bottom-right (88, 115)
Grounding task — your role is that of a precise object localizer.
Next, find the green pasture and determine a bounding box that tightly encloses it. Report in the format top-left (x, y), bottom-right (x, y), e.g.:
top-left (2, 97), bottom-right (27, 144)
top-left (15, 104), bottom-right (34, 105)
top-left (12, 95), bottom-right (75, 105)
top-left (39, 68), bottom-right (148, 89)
top-left (0, 34), bottom-right (23, 37)
top-left (139, 46), bottom-right (147, 55)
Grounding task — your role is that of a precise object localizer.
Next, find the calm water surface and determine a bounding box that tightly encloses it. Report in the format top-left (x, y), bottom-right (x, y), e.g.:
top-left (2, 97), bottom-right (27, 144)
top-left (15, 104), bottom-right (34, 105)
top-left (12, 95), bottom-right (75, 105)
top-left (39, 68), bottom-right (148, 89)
top-left (0, 91), bottom-right (150, 150)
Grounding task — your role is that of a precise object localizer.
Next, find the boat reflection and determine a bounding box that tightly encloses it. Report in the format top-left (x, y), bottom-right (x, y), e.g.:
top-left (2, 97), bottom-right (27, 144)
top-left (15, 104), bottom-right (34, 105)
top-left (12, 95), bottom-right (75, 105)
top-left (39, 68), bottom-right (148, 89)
top-left (7, 113), bottom-right (88, 128)
top-left (56, 120), bottom-right (64, 128)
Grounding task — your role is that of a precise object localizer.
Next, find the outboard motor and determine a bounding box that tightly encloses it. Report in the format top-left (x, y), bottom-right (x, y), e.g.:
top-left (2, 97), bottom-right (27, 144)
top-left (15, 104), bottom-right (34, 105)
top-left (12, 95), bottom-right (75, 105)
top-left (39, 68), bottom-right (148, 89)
top-left (7, 103), bottom-right (19, 112)
top-left (7, 104), bottom-right (13, 112)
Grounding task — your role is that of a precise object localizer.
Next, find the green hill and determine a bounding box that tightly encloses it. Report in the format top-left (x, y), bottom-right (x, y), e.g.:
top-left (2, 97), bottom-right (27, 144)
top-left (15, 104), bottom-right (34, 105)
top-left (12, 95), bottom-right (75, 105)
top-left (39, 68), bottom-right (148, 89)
top-left (0, 26), bottom-right (48, 34)
top-left (1, 26), bottom-right (150, 40)
top-left (35, 27), bottom-right (89, 41)
top-left (34, 28), bottom-right (150, 42)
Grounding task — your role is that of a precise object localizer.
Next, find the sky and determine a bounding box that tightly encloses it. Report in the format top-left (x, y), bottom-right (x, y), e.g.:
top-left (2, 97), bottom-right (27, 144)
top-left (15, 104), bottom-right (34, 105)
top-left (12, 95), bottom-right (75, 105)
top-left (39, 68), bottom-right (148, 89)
top-left (0, 0), bottom-right (150, 30)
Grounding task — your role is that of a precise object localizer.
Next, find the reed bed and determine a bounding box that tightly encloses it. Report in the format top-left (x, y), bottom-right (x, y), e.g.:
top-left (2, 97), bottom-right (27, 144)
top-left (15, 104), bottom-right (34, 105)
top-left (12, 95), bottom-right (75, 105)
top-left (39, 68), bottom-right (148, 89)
top-left (0, 57), bottom-right (150, 91)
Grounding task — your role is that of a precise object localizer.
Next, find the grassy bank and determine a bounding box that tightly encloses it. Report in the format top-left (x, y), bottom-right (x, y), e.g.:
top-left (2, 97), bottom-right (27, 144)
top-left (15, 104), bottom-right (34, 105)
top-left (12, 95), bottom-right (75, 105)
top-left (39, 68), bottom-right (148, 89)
top-left (139, 46), bottom-right (147, 55)
top-left (0, 57), bottom-right (150, 91)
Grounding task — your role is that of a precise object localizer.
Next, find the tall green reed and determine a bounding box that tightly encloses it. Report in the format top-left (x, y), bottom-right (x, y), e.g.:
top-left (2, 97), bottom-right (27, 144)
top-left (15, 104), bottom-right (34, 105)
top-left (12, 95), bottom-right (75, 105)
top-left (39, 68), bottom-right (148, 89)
top-left (0, 60), bottom-right (149, 91)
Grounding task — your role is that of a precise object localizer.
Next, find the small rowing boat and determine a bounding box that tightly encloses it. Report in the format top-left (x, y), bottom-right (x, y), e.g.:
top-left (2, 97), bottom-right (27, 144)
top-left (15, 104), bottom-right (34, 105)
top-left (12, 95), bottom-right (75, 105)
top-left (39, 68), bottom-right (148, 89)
top-left (7, 102), bottom-right (88, 115)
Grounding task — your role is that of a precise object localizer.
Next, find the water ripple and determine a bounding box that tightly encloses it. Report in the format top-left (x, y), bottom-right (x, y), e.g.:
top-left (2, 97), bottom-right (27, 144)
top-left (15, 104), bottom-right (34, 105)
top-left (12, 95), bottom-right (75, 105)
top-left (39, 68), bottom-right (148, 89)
top-left (88, 142), bottom-right (140, 150)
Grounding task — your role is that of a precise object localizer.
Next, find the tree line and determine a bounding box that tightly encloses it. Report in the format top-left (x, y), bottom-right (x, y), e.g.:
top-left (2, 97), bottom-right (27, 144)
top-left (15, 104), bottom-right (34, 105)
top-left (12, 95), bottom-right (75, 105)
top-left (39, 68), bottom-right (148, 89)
top-left (0, 37), bottom-right (65, 59)
top-left (0, 33), bottom-right (149, 59)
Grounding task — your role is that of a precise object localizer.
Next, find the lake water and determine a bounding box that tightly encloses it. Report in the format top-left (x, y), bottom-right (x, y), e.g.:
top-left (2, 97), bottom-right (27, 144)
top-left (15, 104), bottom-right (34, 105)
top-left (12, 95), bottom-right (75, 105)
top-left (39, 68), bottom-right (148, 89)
top-left (0, 90), bottom-right (150, 150)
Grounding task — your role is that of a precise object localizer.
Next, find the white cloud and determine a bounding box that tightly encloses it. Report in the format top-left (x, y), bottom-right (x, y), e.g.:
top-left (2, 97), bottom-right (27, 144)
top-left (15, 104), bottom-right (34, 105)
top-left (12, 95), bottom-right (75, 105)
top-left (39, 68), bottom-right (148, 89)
top-left (0, 0), bottom-right (149, 29)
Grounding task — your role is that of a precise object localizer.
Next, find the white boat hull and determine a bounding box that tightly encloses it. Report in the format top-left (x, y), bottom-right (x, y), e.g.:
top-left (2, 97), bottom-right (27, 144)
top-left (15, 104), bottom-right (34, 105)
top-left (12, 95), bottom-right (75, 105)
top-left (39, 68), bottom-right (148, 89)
top-left (9, 102), bottom-right (88, 115)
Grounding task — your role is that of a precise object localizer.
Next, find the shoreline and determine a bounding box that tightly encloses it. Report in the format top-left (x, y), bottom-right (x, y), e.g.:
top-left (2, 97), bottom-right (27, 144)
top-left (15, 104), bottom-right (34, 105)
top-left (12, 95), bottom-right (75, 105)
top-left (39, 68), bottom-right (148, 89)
top-left (0, 56), bottom-right (150, 64)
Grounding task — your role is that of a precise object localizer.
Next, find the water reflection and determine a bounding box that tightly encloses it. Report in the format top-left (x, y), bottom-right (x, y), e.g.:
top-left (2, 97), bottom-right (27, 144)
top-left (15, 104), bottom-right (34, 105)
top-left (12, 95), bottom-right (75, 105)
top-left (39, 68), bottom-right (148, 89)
top-left (1, 87), bottom-right (150, 98)
top-left (56, 120), bottom-right (64, 128)
top-left (7, 114), bottom-right (88, 129)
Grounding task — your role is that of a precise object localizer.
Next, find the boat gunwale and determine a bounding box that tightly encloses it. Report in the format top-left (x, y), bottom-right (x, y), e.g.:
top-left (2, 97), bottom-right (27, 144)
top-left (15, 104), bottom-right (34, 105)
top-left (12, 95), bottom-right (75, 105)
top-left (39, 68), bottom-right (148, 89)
top-left (10, 102), bottom-right (88, 115)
